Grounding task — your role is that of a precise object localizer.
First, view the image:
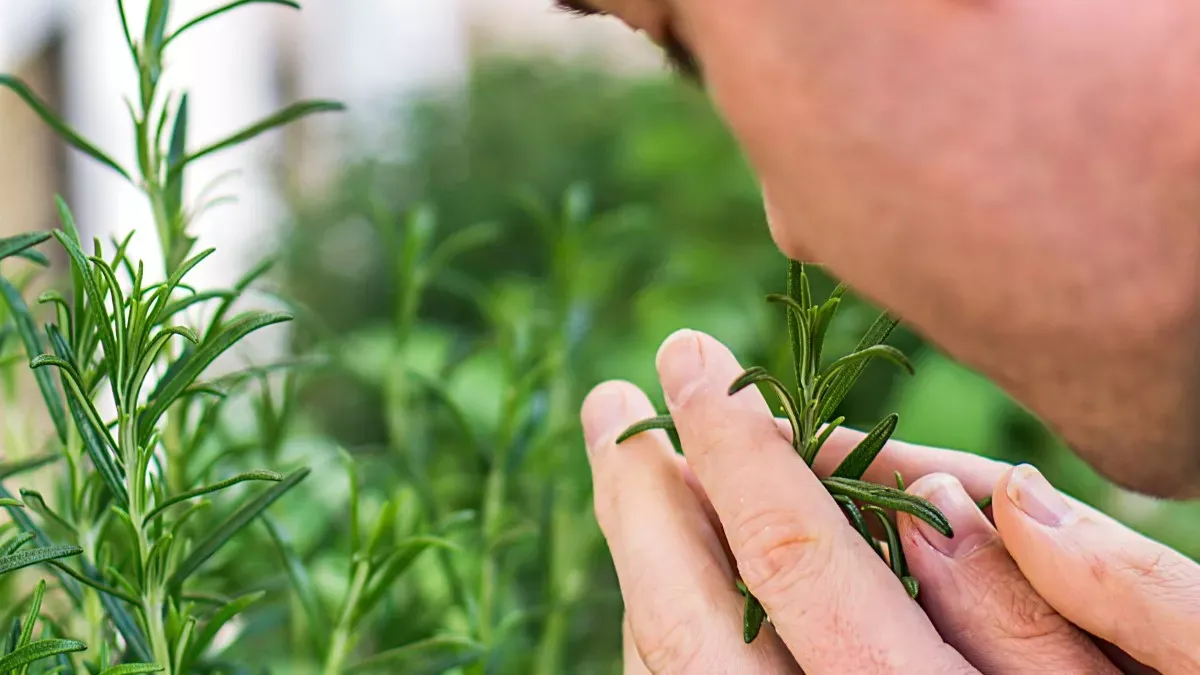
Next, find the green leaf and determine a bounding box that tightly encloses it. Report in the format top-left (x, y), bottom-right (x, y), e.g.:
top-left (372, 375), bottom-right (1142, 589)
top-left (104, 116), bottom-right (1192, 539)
top-left (977, 495), bottom-right (993, 511)
top-left (811, 295), bottom-right (842, 369)
top-left (0, 533), bottom-right (34, 557)
top-left (17, 580), bottom-right (46, 652)
top-left (143, 470), bottom-right (284, 524)
top-left (171, 100), bottom-right (344, 174)
top-left (17, 490), bottom-right (72, 532)
top-left (0, 639), bottom-right (86, 671)
top-left (261, 516), bottom-right (328, 652)
top-left (0, 545), bottom-right (83, 577)
top-left (729, 369), bottom-right (803, 455)
top-left (823, 344), bottom-right (913, 380)
top-left (0, 455), bottom-right (59, 482)
top-left (614, 415), bottom-right (676, 444)
top-left (52, 230), bottom-right (120, 385)
top-left (902, 576), bottom-right (920, 599)
top-left (808, 416), bottom-right (845, 460)
top-left (0, 499), bottom-right (21, 508)
top-left (46, 561), bottom-right (137, 605)
top-left (0, 233), bottom-right (52, 262)
top-left (45, 326), bottom-right (129, 508)
top-left (0, 278), bottom-right (69, 443)
top-left (822, 478), bottom-right (953, 538)
top-left (164, 0), bottom-right (300, 47)
top-left (862, 505), bottom-right (907, 580)
top-left (894, 471), bottom-right (907, 491)
top-left (817, 311), bottom-right (899, 424)
top-left (742, 589), bottom-right (766, 644)
top-left (168, 468), bottom-right (309, 588)
top-left (784, 259), bottom-right (807, 388)
top-left (354, 537), bottom-right (457, 624)
top-left (139, 311), bottom-right (292, 438)
top-left (0, 76), bottom-right (131, 181)
top-left (343, 635), bottom-right (483, 675)
top-left (834, 495), bottom-right (882, 559)
top-left (97, 664), bottom-right (165, 675)
top-left (830, 414), bottom-right (899, 480)
top-left (164, 93), bottom-right (190, 228)
top-left (184, 591), bottom-right (264, 664)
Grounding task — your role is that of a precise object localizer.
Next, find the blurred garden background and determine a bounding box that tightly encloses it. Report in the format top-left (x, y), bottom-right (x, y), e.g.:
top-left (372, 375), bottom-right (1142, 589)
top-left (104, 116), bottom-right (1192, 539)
top-left (1, 2), bottom-right (1197, 673)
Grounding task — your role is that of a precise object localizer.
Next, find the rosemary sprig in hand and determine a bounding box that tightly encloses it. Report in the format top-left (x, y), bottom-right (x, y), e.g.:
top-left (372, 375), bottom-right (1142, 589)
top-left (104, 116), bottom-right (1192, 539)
top-left (616, 260), bottom-right (953, 644)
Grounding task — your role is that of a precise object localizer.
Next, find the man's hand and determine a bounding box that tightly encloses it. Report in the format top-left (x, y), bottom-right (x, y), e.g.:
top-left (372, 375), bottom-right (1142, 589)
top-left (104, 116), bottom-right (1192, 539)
top-left (581, 330), bottom-right (1200, 673)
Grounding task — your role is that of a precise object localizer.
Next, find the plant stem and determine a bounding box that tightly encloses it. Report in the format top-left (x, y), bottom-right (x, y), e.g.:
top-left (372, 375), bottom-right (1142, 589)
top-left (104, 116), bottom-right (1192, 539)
top-left (323, 559), bottom-right (371, 675)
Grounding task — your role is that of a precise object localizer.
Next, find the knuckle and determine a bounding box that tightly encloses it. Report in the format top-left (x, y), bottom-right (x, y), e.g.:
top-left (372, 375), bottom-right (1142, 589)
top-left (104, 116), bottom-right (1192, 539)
top-left (992, 585), bottom-right (1067, 642)
top-left (733, 503), bottom-right (833, 598)
top-left (633, 607), bottom-right (707, 675)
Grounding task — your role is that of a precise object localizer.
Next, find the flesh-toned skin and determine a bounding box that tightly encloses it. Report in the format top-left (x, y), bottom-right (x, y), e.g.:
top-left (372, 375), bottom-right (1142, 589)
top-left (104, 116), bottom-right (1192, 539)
top-left (563, 0), bottom-right (1200, 498)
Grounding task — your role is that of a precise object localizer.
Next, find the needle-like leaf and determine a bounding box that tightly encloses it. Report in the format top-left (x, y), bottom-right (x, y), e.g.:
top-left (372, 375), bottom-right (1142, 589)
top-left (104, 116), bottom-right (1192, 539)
top-left (0, 639), bottom-right (87, 671)
top-left (830, 414), bottom-right (899, 480)
top-left (0, 278), bottom-right (68, 443)
top-left (817, 311), bottom-right (900, 424)
top-left (822, 478), bottom-right (953, 539)
top-left (168, 468), bottom-right (309, 588)
top-left (143, 470), bottom-right (283, 524)
top-left (0, 545), bottom-right (83, 576)
top-left (615, 415), bottom-right (676, 444)
top-left (0, 233), bottom-right (52, 262)
top-left (98, 664), bottom-right (166, 675)
top-left (0, 76), bottom-right (132, 182)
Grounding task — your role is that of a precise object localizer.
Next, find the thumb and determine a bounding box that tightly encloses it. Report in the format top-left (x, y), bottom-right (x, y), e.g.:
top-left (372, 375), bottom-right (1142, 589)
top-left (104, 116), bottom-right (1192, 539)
top-left (993, 464), bottom-right (1200, 674)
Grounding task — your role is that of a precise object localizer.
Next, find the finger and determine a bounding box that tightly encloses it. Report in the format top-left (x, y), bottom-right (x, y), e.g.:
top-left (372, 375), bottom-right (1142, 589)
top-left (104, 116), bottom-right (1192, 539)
top-left (623, 615), bottom-right (653, 675)
top-left (581, 380), bottom-right (799, 673)
top-left (655, 329), bottom-right (975, 674)
top-left (899, 473), bottom-right (1118, 674)
top-left (994, 464), bottom-right (1200, 673)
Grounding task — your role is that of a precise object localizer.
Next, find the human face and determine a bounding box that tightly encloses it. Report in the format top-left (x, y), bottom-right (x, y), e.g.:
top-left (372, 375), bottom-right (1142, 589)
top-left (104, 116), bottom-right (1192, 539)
top-left (563, 0), bottom-right (1200, 498)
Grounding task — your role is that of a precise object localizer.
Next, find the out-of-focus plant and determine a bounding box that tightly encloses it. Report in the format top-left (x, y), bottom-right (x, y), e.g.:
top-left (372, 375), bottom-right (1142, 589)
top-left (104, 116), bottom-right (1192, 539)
top-left (0, 1), bottom-right (473, 672)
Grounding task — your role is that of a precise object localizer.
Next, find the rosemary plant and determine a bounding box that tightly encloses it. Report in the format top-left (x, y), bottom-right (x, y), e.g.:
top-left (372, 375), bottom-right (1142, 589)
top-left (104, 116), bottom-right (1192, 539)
top-left (617, 259), bottom-right (954, 643)
top-left (0, 1), bottom-right (366, 672)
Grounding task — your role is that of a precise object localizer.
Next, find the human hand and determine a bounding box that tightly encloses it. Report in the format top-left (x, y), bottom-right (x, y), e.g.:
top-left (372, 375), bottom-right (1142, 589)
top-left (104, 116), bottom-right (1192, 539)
top-left (581, 329), bottom-right (1200, 674)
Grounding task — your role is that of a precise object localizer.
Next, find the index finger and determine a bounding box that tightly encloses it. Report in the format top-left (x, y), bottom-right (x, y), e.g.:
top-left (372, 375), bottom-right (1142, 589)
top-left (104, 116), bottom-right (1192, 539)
top-left (655, 329), bottom-right (976, 674)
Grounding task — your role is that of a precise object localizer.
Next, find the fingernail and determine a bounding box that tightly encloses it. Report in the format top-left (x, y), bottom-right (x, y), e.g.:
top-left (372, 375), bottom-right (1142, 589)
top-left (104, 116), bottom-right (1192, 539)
top-left (656, 329), bottom-right (705, 408)
top-left (581, 384), bottom-right (627, 456)
top-left (1007, 464), bottom-right (1073, 527)
top-left (911, 474), bottom-right (995, 558)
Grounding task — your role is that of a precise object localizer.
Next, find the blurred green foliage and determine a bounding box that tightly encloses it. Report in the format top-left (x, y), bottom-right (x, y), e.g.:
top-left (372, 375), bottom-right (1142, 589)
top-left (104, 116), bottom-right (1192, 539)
top-left (267, 57), bottom-right (1199, 673)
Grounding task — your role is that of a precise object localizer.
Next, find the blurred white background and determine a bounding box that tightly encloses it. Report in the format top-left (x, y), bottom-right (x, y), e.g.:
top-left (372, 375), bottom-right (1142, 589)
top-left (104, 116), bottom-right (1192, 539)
top-left (0, 0), bottom-right (661, 282)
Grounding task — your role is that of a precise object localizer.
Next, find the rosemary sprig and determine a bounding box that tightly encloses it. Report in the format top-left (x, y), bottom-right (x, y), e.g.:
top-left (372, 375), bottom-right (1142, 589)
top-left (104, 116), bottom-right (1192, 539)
top-left (617, 260), bottom-right (953, 643)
